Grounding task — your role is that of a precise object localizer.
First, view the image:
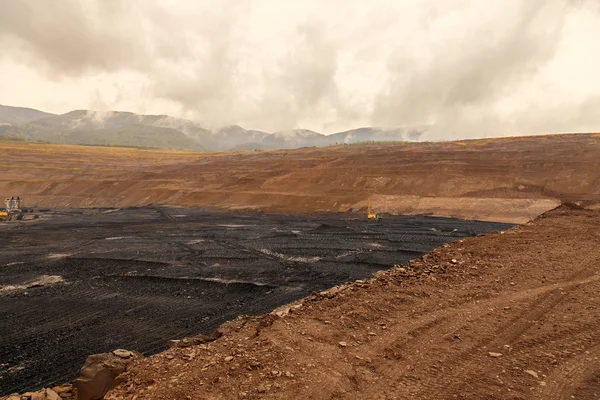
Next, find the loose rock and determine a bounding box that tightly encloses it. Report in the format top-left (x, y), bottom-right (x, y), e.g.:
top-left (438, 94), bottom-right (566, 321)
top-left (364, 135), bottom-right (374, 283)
top-left (30, 391), bottom-right (46, 400)
top-left (74, 350), bottom-right (142, 400)
top-left (52, 384), bottom-right (73, 395)
top-left (45, 388), bottom-right (61, 400)
top-left (112, 349), bottom-right (133, 359)
top-left (524, 370), bottom-right (539, 379)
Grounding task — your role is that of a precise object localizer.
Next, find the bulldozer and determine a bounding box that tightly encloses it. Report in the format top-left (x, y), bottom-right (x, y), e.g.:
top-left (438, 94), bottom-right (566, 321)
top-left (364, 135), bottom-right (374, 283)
top-left (1, 196), bottom-right (23, 221)
top-left (367, 197), bottom-right (381, 220)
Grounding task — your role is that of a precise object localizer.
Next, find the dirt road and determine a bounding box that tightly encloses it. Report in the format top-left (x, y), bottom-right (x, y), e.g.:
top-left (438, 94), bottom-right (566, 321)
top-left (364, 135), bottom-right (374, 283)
top-left (106, 205), bottom-right (600, 399)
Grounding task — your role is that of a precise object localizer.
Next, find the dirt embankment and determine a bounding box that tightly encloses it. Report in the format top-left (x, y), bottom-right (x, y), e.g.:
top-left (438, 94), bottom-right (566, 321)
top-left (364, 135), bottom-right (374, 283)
top-left (103, 205), bottom-right (600, 399)
top-left (2, 133), bottom-right (600, 222)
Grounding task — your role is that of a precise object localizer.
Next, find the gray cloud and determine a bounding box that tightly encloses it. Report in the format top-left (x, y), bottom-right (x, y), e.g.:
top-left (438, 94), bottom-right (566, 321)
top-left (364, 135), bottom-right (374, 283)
top-left (373, 1), bottom-right (572, 136)
top-left (0, 0), bottom-right (147, 74)
top-left (0, 0), bottom-right (599, 137)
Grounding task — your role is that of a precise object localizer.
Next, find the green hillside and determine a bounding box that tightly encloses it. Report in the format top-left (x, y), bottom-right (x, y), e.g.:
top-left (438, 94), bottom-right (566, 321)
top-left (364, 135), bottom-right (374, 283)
top-left (0, 123), bottom-right (206, 150)
top-left (0, 105), bottom-right (55, 126)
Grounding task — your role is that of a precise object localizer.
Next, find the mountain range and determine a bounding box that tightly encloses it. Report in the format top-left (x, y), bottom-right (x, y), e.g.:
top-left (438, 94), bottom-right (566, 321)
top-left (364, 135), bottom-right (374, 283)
top-left (0, 104), bottom-right (424, 151)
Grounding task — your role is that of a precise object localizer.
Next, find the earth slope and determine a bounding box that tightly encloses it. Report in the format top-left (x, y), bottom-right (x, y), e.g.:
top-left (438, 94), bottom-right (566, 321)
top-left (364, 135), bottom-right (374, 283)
top-left (1, 133), bottom-right (600, 222)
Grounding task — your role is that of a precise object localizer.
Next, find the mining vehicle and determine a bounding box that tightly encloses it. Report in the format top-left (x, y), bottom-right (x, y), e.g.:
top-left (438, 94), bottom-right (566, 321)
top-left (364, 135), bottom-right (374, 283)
top-left (367, 197), bottom-right (381, 220)
top-left (1, 196), bottom-right (24, 221)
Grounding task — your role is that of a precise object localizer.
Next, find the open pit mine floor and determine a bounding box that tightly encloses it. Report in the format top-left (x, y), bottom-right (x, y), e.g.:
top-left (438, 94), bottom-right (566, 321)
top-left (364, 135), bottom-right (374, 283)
top-left (100, 205), bottom-right (600, 400)
top-left (0, 207), bottom-right (509, 395)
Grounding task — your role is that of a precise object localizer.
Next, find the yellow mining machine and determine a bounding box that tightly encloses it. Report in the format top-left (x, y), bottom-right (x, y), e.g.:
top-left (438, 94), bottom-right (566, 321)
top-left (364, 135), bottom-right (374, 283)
top-left (367, 197), bottom-right (381, 220)
top-left (1, 196), bottom-right (23, 221)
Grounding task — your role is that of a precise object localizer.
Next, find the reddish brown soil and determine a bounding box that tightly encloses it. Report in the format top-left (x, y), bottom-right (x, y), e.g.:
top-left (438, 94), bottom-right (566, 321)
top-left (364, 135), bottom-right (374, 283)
top-left (2, 133), bottom-right (600, 222)
top-left (104, 205), bottom-right (600, 400)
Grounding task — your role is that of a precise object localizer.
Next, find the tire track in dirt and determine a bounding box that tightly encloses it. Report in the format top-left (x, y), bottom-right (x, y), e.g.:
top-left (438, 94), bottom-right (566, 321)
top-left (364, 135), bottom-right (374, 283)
top-left (536, 343), bottom-right (600, 399)
top-left (293, 273), bottom-right (600, 400)
top-left (157, 207), bottom-right (177, 222)
top-left (355, 270), bottom-right (600, 399)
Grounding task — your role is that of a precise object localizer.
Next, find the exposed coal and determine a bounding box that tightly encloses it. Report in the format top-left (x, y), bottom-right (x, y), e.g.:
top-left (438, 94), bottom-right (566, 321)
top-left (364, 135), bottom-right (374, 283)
top-left (0, 207), bottom-right (511, 394)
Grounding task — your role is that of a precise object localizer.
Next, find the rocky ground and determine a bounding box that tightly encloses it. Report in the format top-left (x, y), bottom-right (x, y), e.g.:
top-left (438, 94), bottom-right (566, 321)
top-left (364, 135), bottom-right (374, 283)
top-left (1, 385), bottom-right (74, 400)
top-left (92, 205), bottom-right (599, 399)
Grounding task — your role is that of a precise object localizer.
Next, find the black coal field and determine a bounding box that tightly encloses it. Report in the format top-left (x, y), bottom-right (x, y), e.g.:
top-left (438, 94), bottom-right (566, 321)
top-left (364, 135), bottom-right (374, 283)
top-left (0, 207), bottom-right (512, 394)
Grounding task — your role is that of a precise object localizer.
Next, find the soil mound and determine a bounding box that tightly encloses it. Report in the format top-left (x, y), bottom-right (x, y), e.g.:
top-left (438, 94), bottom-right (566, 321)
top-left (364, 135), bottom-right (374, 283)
top-left (554, 201), bottom-right (585, 210)
top-left (533, 201), bottom-right (588, 221)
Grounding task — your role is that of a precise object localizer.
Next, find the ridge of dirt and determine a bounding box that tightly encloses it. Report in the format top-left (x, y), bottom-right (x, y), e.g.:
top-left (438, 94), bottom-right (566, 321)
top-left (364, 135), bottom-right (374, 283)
top-left (104, 206), bottom-right (600, 400)
top-left (2, 133), bottom-right (600, 222)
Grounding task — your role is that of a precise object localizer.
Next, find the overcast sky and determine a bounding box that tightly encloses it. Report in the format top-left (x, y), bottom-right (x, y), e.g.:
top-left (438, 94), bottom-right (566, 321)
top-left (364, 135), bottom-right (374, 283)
top-left (0, 0), bottom-right (599, 138)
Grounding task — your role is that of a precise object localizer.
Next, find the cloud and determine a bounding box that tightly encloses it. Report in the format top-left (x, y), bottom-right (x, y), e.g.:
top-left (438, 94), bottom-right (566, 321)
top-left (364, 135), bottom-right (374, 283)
top-left (0, 1), bottom-right (147, 74)
top-left (0, 0), bottom-right (599, 137)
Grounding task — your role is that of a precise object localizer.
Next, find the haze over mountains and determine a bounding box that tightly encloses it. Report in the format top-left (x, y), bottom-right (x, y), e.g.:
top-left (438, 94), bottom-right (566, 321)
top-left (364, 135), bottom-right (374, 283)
top-left (0, 105), bottom-right (423, 151)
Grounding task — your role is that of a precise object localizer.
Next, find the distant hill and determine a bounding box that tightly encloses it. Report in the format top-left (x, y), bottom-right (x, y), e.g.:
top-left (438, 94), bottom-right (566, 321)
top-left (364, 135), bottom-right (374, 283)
top-left (0, 104), bottom-right (55, 126)
top-left (0, 105), bottom-right (425, 151)
top-left (265, 129), bottom-right (330, 148)
top-left (0, 110), bottom-right (208, 150)
top-left (213, 125), bottom-right (271, 151)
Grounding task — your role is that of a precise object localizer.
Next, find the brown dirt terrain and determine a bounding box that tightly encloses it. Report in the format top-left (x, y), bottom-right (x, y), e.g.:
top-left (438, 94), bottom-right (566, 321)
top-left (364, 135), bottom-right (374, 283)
top-left (103, 205), bottom-right (600, 400)
top-left (2, 133), bottom-right (600, 222)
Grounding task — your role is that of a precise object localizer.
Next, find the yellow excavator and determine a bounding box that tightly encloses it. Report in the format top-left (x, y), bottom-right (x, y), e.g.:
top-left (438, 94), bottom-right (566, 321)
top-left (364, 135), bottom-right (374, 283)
top-left (367, 197), bottom-right (381, 220)
top-left (1, 196), bottom-right (23, 221)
